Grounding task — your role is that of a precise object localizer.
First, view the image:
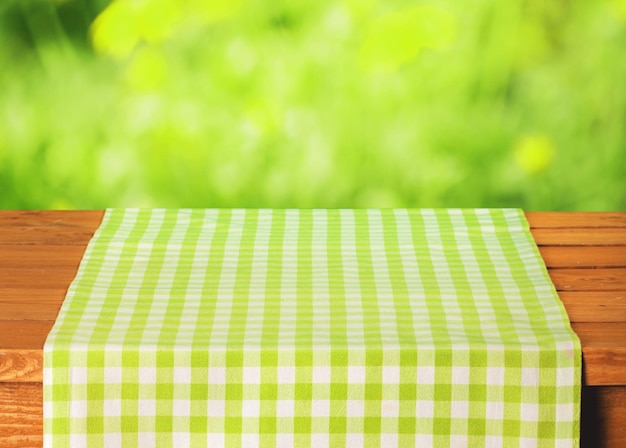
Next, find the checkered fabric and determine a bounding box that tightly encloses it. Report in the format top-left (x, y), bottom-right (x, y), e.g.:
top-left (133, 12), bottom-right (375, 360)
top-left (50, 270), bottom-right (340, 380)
top-left (44, 209), bottom-right (580, 447)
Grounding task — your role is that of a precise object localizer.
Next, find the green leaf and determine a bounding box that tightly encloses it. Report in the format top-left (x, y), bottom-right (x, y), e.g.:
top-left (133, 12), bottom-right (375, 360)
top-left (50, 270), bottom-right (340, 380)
top-left (513, 134), bottom-right (555, 174)
top-left (360, 4), bottom-right (457, 71)
top-left (187, 0), bottom-right (242, 25)
top-left (137, 0), bottom-right (182, 44)
top-left (91, 0), bottom-right (182, 58)
top-left (90, 0), bottom-right (142, 59)
top-left (125, 47), bottom-right (168, 91)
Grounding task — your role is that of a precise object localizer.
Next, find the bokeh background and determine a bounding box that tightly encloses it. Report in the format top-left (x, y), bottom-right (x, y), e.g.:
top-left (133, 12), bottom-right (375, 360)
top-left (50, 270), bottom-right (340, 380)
top-left (1, 0), bottom-right (625, 210)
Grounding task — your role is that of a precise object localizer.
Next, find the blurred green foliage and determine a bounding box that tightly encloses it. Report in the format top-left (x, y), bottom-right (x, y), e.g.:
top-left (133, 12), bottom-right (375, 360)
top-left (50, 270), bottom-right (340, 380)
top-left (1, 0), bottom-right (625, 210)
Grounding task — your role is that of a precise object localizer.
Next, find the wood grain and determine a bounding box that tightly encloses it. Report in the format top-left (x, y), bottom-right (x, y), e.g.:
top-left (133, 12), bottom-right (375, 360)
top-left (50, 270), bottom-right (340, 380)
top-left (0, 245), bottom-right (88, 269)
top-left (0, 383), bottom-right (42, 448)
top-left (573, 323), bottom-right (626, 386)
top-left (0, 210), bottom-right (102, 245)
top-left (531, 228), bottom-right (626, 246)
top-left (525, 212), bottom-right (626, 228)
top-left (559, 291), bottom-right (626, 323)
top-left (0, 351), bottom-right (42, 383)
top-left (549, 268), bottom-right (626, 292)
top-left (0, 321), bottom-right (55, 351)
top-left (0, 289), bottom-right (71, 321)
top-left (537, 246), bottom-right (626, 268)
top-left (0, 267), bottom-right (85, 290)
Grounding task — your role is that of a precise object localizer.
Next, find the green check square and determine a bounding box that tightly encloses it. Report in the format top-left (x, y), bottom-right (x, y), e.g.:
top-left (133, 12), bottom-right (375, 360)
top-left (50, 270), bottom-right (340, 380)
top-left (226, 351), bottom-right (243, 367)
top-left (86, 416), bottom-right (104, 434)
top-left (122, 352), bottom-right (139, 368)
top-left (225, 384), bottom-right (243, 400)
top-left (190, 416), bottom-right (207, 433)
top-left (400, 383), bottom-right (416, 400)
top-left (121, 383), bottom-right (138, 400)
top-left (331, 350), bottom-right (348, 367)
top-left (259, 417), bottom-right (276, 434)
top-left (400, 350), bottom-right (417, 366)
top-left (434, 384), bottom-right (451, 401)
top-left (51, 384), bottom-right (70, 401)
top-left (52, 417), bottom-right (70, 435)
top-left (191, 351), bottom-right (208, 367)
top-left (330, 383), bottom-right (347, 400)
top-left (366, 350), bottom-right (382, 366)
top-left (469, 384), bottom-right (486, 402)
top-left (470, 351), bottom-right (488, 368)
top-left (87, 383), bottom-right (104, 401)
top-left (224, 417), bottom-right (242, 434)
top-left (121, 415), bottom-right (138, 433)
top-left (51, 350), bottom-right (70, 367)
top-left (260, 384), bottom-right (277, 400)
top-left (155, 416), bottom-right (173, 432)
top-left (398, 417), bottom-right (416, 434)
top-left (363, 417), bottom-right (381, 434)
top-left (296, 350), bottom-right (313, 366)
top-left (433, 417), bottom-right (451, 435)
top-left (87, 351), bottom-right (104, 368)
top-left (503, 419), bottom-right (521, 437)
top-left (504, 385), bottom-right (521, 403)
top-left (157, 351), bottom-right (174, 367)
top-left (538, 386), bottom-right (556, 404)
top-left (505, 351), bottom-right (522, 368)
top-left (435, 351), bottom-right (452, 367)
top-left (261, 351), bottom-right (278, 366)
top-left (468, 418), bottom-right (486, 436)
top-left (330, 417), bottom-right (346, 434)
top-left (294, 383), bottom-right (312, 400)
top-left (364, 383), bottom-right (382, 400)
top-left (540, 351), bottom-right (557, 368)
top-left (190, 383), bottom-right (208, 400)
top-left (538, 420), bottom-right (556, 438)
top-left (156, 385), bottom-right (173, 400)
top-left (294, 417), bottom-right (311, 433)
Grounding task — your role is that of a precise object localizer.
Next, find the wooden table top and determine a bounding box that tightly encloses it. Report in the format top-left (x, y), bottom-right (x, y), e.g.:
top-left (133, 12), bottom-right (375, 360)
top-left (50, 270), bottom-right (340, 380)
top-left (1, 211), bottom-right (625, 386)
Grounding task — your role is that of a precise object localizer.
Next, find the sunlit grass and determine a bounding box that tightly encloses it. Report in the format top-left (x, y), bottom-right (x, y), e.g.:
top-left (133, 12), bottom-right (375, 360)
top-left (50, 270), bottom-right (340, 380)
top-left (1, 0), bottom-right (625, 210)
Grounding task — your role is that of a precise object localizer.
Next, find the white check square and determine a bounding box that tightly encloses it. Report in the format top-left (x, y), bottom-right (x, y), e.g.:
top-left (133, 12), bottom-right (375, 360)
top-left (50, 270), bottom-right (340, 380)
top-left (311, 400), bottom-right (330, 417)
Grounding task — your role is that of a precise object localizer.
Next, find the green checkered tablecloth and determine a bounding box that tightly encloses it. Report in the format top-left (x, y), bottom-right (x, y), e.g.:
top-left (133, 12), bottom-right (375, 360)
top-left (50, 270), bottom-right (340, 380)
top-left (44, 209), bottom-right (580, 447)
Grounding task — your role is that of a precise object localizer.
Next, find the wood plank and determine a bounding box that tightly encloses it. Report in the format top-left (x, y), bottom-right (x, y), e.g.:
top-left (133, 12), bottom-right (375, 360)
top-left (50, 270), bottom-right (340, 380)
top-left (0, 228), bottom-right (97, 245)
top-left (549, 268), bottom-right (626, 292)
top-left (0, 268), bottom-right (85, 289)
top-left (526, 212), bottom-right (626, 228)
top-left (0, 321), bottom-right (54, 351)
top-left (0, 245), bottom-right (87, 269)
top-left (531, 228), bottom-right (626, 246)
top-left (582, 347), bottom-right (626, 386)
top-left (572, 322), bottom-right (626, 350)
top-left (0, 289), bottom-right (70, 321)
top-left (0, 210), bottom-right (102, 246)
top-left (573, 322), bottom-right (626, 386)
top-left (0, 210), bottom-right (103, 228)
top-left (0, 383), bottom-right (42, 448)
top-left (0, 351), bottom-right (42, 383)
top-left (560, 291), bottom-right (626, 323)
top-left (538, 246), bottom-right (626, 269)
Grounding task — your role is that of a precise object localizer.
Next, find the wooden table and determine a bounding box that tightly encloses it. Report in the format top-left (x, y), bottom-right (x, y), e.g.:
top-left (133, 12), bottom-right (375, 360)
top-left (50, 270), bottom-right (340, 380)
top-left (1, 211), bottom-right (624, 447)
